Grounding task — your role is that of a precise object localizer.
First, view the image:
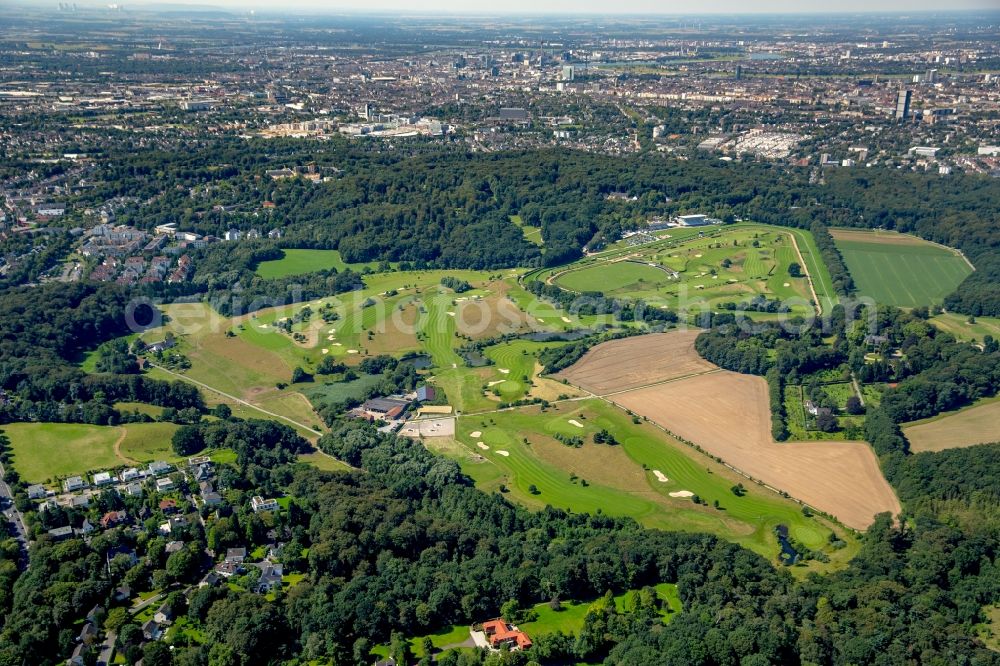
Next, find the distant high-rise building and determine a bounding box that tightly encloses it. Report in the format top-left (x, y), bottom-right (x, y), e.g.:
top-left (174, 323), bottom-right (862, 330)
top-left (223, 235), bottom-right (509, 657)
top-left (925, 68), bottom-right (938, 84)
top-left (895, 89), bottom-right (912, 121)
top-left (735, 65), bottom-right (742, 80)
top-left (561, 65), bottom-right (574, 81)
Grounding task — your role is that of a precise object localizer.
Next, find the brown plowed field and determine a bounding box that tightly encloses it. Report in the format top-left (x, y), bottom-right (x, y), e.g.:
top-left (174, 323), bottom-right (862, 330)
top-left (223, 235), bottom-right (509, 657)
top-left (559, 330), bottom-right (901, 530)
top-left (554, 329), bottom-right (716, 394)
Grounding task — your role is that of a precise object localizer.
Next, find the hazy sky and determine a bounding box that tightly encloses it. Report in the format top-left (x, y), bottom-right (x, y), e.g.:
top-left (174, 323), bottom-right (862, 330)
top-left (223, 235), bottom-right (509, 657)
top-left (114, 0), bottom-right (1000, 14)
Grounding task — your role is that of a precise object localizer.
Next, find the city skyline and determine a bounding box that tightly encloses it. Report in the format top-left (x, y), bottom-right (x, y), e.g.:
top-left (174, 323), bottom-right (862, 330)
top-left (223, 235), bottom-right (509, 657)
top-left (20, 0), bottom-right (1000, 15)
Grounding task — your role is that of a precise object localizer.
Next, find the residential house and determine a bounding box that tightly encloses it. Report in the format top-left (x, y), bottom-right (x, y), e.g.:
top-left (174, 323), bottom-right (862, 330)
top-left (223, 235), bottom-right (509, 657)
top-left (251, 496), bottom-right (279, 513)
top-left (481, 619), bottom-right (533, 651)
top-left (142, 619), bottom-right (163, 640)
top-left (225, 548), bottom-right (247, 564)
top-left (27, 484), bottom-right (47, 499)
top-left (156, 477), bottom-right (175, 492)
top-left (100, 511), bottom-right (128, 529)
top-left (92, 471), bottom-right (113, 486)
top-left (63, 476), bottom-right (86, 492)
top-left (119, 467), bottom-right (140, 482)
top-left (124, 482), bottom-right (143, 497)
top-left (148, 461), bottom-right (172, 476)
top-left (153, 603), bottom-right (174, 625)
top-left (78, 622), bottom-right (98, 644)
top-left (48, 526), bottom-right (74, 541)
top-left (256, 563), bottom-right (284, 594)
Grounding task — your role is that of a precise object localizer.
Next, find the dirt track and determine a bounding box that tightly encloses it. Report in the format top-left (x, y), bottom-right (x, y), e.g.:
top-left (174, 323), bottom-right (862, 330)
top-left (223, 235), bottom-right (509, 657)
top-left (560, 330), bottom-right (901, 530)
top-left (555, 329), bottom-right (715, 394)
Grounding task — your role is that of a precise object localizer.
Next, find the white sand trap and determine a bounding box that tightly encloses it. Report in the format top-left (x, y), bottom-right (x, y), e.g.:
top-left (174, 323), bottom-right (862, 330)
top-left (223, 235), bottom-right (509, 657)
top-left (469, 431), bottom-right (482, 438)
top-left (694, 253), bottom-right (703, 258)
top-left (712, 275), bottom-right (718, 279)
top-left (258, 325), bottom-right (268, 329)
top-left (327, 335), bottom-right (335, 340)
top-left (568, 419), bottom-right (584, 428)
top-left (669, 490), bottom-right (695, 498)
top-left (328, 328), bottom-right (337, 334)
top-left (321, 348), bottom-right (329, 354)
top-left (498, 368), bottom-right (510, 374)
top-left (332, 342), bottom-right (342, 347)
top-left (561, 316), bottom-right (572, 323)
top-left (653, 470), bottom-right (669, 483)
top-left (456, 297), bottom-right (468, 302)
top-left (476, 442), bottom-right (489, 450)
top-left (536, 317), bottom-right (546, 323)
top-left (783, 282), bottom-right (791, 287)
top-left (487, 380), bottom-right (504, 387)
top-left (496, 450), bottom-right (510, 457)
top-left (446, 312), bottom-right (455, 317)
top-left (347, 349), bottom-right (358, 354)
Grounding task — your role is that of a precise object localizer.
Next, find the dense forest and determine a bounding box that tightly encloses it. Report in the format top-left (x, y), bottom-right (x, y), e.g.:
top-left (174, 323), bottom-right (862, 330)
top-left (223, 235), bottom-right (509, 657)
top-left (56, 138), bottom-right (1000, 316)
top-left (0, 284), bottom-right (203, 427)
top-left (1, 416), bottom-right (997, 665)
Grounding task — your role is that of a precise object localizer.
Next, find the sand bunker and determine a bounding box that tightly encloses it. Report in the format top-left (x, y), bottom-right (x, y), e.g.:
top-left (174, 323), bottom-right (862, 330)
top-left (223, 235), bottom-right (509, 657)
top-left (321, 348), bottom-right (329, 354)
top-left (669, 490), bottom-right (694, 498)
top-left (653, 470), bottom-right (669, 483)
top-left (476, 442), bottom-right (489, 450)
top-left (487, 380), bottom-right (504, 387)
top-left (783, 282), bottom-right (791, 287)
top-left (347, 349), bottom-right (358, 354)
top-left (496, 450), bottom-right (510, 457)
top-left (469, 431), bottom-right (482, 438)
top-left (498, 368), bottom-right (510, 374)
top-left (561, 316), bottom-right (572, 323)
top-left (568, 419), bottom-right (584, 428)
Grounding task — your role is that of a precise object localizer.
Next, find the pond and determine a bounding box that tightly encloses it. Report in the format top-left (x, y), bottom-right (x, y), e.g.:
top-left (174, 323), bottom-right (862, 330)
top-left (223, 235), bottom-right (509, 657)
top-left (775, 524), bottom-right (800, 566)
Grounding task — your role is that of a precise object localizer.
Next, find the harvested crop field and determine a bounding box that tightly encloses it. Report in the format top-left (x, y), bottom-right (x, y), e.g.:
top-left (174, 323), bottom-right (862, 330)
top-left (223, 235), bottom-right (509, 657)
top-left (903, 400), bottom-right (1000, 453)
top-left (555, 329), bottom-right (715, 394)
top-left (613, 371), bottom-right (899, 530)
top-left (558, 330), bottom-right (900, 530)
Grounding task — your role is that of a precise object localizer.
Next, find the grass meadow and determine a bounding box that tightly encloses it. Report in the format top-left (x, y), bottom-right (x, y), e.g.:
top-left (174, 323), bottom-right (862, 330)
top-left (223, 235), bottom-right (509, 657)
top-left (831, 229), bottom-right (973, 308)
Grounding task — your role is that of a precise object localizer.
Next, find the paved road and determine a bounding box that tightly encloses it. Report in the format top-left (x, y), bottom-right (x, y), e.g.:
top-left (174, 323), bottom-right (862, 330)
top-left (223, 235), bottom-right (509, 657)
top-left (96, 631), bottom-right (116, 666)
top-left (0, 461), bottom-right (30, 566)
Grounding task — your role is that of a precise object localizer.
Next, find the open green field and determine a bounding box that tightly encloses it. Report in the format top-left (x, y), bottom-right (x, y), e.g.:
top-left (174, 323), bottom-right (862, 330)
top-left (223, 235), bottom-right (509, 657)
top-left (3, 421), bottom-right (181, 483)
top-left (433, 399), bottom-right (856, 570)
top-left (929, 312), bottom-right (1000, 344)
top-left (831, 229), bottom-right (973, 308)
top-left (510, 215), bottom-right (544, 247)
top-left (538, 224), bottom-right (822, 317)
top-left (254, 249), bottom-right (383, 279)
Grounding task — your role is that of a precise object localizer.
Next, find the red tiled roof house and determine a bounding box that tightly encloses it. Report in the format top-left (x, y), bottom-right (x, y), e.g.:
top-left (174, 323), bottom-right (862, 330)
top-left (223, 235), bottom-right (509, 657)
top-left (482, 619), bottom-right (532, 651)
